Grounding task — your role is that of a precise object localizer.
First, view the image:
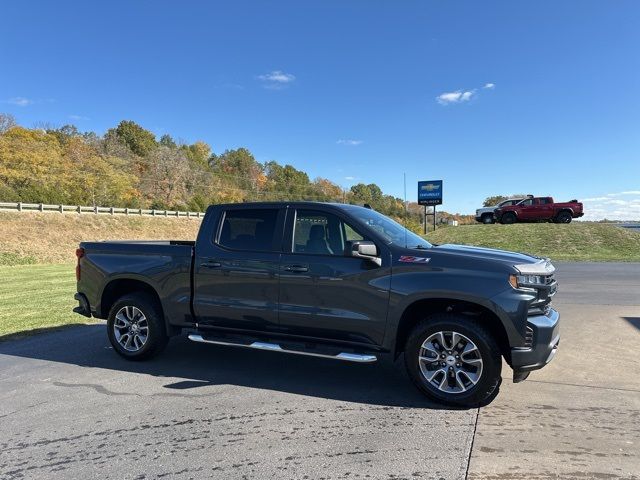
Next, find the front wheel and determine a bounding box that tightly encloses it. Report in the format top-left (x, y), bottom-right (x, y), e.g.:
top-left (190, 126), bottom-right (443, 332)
top-left (500, 212), bottom-right (517, 224)
top-left (107, 293), bottom-right (168, 360)
top-left (404, 314), bottom-right (502, 407)
top-left (482, 214), bottom-right (495, 224)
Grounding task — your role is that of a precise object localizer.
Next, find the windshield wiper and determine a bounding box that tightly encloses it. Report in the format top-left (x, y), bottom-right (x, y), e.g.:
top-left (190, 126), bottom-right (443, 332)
top-left (412, 244), bottom-right (429, 250)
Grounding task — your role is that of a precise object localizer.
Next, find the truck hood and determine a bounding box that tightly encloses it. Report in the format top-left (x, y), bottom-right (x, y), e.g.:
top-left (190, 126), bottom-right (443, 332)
top-left (476, 206), bottom-right (497, 214)
top-left (433, 243), bottom-right (541, 265)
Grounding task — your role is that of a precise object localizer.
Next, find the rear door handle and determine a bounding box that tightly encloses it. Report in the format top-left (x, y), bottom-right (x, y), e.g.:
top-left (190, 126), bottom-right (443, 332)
top-left (200, 261), bottom-right (222, 269)
top-left (283, 264), bottom-right (309, 273)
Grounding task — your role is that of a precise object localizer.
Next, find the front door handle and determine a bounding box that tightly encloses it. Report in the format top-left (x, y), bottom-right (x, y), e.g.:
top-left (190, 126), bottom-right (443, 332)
top-left (283, 264), bottom-right (309, 273)
top-left (200, 261), bottom-right (222, 269)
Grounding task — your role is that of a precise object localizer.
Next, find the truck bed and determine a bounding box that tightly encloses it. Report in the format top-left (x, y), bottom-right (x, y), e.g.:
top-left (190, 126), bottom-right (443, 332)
top-left (78, 240), bottom-right (194, 323)
top-left (79, 240), bottom-right (194, 257)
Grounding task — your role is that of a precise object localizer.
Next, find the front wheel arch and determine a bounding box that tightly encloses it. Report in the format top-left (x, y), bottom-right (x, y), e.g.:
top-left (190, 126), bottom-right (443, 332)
top-left (404, 313), bottom-right (503, 406)
top-left (481, 213), bottom-right (495, 224)
top-left (500, 212), bottom-right (517, 224)
top-left (392, 298), bottom-right (511, 362)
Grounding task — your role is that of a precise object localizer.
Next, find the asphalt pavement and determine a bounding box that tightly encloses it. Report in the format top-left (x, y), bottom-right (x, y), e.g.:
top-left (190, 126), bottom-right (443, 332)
top-left (1, 262), bottom-right (639, 479)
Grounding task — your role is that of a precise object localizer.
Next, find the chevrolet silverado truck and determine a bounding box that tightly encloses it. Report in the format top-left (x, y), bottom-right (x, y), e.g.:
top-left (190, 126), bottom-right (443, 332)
top-left (475, 197), bottom-right (528, 224)
top-left (495, 197), bottom-right (584, 224)
top-left (73, 202), bottom-right (560, 407)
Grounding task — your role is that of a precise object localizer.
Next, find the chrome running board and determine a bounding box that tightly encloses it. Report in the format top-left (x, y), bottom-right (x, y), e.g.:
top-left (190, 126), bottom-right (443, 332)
top-left (188, 334), bottom-right (377, 363)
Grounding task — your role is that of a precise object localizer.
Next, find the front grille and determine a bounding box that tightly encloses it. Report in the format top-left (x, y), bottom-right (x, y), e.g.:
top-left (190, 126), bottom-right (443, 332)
top-left (527, 273), bottom-right (556, 316)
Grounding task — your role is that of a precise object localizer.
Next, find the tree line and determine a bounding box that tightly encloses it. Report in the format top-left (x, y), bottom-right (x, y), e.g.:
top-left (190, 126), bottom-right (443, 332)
top-left (0, 113), bottom-right (473, 229)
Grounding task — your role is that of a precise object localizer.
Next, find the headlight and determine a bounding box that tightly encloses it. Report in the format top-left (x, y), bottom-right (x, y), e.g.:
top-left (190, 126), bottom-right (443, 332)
top-left (509, 274), bottom-right (545, 289)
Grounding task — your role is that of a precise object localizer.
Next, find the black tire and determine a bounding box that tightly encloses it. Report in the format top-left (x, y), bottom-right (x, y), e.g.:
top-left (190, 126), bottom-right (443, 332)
top-left (481, 214), bottom-right (495, 224)
top-left (555, 211), bottom-right (572, 224)
top-left (500, 212), bottom-right (517, 224)
top-left (404, 313), bottom-right (502, 407)
top-left (107, 293), bottom-right (168, 360)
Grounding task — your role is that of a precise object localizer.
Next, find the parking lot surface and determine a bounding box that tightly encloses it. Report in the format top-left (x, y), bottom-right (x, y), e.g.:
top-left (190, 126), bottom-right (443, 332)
top-left (1, 262), bottom-right (639, 479)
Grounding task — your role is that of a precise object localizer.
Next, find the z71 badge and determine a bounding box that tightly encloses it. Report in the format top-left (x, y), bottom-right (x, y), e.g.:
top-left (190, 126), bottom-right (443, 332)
top-left (398, 256), bottom-right (431, 263)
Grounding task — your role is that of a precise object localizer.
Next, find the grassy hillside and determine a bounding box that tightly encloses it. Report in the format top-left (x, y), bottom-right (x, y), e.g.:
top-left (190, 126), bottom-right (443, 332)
top-left (0, 211), bottom-right (201, 265)
top-left (426, 223), bottom-right (640, 262)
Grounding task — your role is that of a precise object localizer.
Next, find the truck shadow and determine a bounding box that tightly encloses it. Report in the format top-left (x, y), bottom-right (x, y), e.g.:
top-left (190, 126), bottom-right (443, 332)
top-left (622, 317), bottom-right (640, 331)
top-left (0, 324), bottom-right (487, 409)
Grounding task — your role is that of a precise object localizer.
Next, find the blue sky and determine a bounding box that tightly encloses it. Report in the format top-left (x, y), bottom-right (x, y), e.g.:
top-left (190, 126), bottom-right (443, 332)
top-left (1, 1), bottom-right (639, 218)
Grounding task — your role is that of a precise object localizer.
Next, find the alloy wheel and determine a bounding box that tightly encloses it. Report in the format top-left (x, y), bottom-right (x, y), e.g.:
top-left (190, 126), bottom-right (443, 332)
top-left (113, 306), bottom-right (149, 352)
top-left (418, 330), bottom-right (483, 394)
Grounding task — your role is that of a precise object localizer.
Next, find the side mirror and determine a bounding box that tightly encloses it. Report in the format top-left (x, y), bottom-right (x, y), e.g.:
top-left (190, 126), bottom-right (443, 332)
top-left (349, 241), bottom-right (382, 266)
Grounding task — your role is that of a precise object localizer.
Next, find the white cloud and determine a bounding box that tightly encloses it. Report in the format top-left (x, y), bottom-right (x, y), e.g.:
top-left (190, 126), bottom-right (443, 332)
top-left (7, 97), bottom-right (33, 107)
top-left (344, 176), bottom-right (355, 180)
top-left (436, 82), bottom-right (496, 105)
top-left (581, 191), bottom-right (640, 221)
top-left (436, 90), bottom-right (475, 105)
top-left (606, 190), bottom-right (640, 197)
top-left (337, 139), bottom-right (363, 146)
top-left (257, 70), bottom-right (296, 89)
top-left (69, 114), bottom-right (89, 121)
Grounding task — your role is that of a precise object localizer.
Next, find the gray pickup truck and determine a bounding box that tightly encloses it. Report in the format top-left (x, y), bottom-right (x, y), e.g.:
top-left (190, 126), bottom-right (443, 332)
top-left (73, 202), bottom-right (560, 407)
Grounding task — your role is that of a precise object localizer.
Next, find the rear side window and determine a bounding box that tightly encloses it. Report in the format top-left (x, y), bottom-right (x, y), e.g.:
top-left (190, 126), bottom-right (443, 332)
top-left (218, 209), bottom-right (279, 252)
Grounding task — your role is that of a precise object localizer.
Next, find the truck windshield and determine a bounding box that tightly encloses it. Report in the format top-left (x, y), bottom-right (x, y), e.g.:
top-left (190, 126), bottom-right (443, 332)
top-left (343, 206), bottom-right (432, 249)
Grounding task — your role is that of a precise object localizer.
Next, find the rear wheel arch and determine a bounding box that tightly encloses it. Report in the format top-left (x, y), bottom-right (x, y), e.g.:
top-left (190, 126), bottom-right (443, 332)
top-left (99, 278), bottom-right (165, 323)
top-left (393, 298), bottom-right (510, 362)
top-left (555, 209), bottom-right (573, 223)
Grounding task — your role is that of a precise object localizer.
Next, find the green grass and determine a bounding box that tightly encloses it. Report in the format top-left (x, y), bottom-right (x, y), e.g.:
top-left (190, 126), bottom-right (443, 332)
top-left (0, 252), bottom-right (38, 266)
top-left (0, 264), bottom-right (94, 339)
top-left (426, 222), bottom-right (640, 262)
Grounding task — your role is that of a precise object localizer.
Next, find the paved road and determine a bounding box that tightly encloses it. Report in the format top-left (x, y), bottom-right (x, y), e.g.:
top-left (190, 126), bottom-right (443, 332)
top-left (1, 263), bottom-right (639, 479)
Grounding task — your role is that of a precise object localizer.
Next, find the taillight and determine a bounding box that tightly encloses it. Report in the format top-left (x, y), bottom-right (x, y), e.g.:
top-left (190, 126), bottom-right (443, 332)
top-left (75, 248), bottom-right (85, 281)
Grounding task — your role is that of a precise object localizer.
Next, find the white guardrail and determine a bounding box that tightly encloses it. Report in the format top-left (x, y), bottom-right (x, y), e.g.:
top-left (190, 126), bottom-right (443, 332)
top-left (0, 202), bottom-right (204, 218)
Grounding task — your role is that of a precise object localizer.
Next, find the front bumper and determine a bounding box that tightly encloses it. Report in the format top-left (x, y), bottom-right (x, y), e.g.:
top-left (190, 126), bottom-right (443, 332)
top-left (511, 308), bottom-right (560, 382)
top-left (73, 292), bottom-right (92, 318)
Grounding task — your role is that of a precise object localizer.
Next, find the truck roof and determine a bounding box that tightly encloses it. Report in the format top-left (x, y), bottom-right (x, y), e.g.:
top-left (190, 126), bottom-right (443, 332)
top-left (209, 201), bottom-right (370, 211)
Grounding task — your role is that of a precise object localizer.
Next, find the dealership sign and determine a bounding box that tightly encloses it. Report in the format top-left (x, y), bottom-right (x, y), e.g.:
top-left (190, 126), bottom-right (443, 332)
top-left (418, 180), bottom-right (443, 206)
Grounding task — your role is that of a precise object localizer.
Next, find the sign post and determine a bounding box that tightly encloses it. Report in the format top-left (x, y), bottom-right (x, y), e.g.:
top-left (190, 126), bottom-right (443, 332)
top-left (417, 180), bottom-right (443, 233)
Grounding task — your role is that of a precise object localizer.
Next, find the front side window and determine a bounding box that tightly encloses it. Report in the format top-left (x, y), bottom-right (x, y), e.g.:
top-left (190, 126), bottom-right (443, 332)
top-left (341, 205), bottom-right (432, 249)
top-left (293, 210), bottom-right (365, 256)
top-left (520, 199), bottom-right (533, 206)
top-left (218, 209), bottom-right (279, 252)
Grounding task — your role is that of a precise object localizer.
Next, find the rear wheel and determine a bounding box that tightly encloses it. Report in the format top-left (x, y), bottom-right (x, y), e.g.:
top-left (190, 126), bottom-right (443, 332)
top-left (555, 211), bottom-right (572, 223)
top-left (404, 314), bottom-right (502, 407)
top-left (107, 293), bottom-right (168, 360)
top-left (500, 212), bottom-right (517, 224)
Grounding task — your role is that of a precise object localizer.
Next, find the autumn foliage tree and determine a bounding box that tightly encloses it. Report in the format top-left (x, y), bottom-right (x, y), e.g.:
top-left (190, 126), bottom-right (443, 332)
top-left (0, 114), bottom-right (466, 230)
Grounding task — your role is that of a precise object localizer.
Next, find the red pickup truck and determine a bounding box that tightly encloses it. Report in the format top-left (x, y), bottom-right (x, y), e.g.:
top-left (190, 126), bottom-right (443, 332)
top-left (495, 197), bottom-right (584, 224)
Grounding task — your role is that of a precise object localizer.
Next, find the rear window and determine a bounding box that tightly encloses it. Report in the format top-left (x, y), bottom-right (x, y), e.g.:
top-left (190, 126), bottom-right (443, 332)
top-left (218, 209), bottom-right (279, 252)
